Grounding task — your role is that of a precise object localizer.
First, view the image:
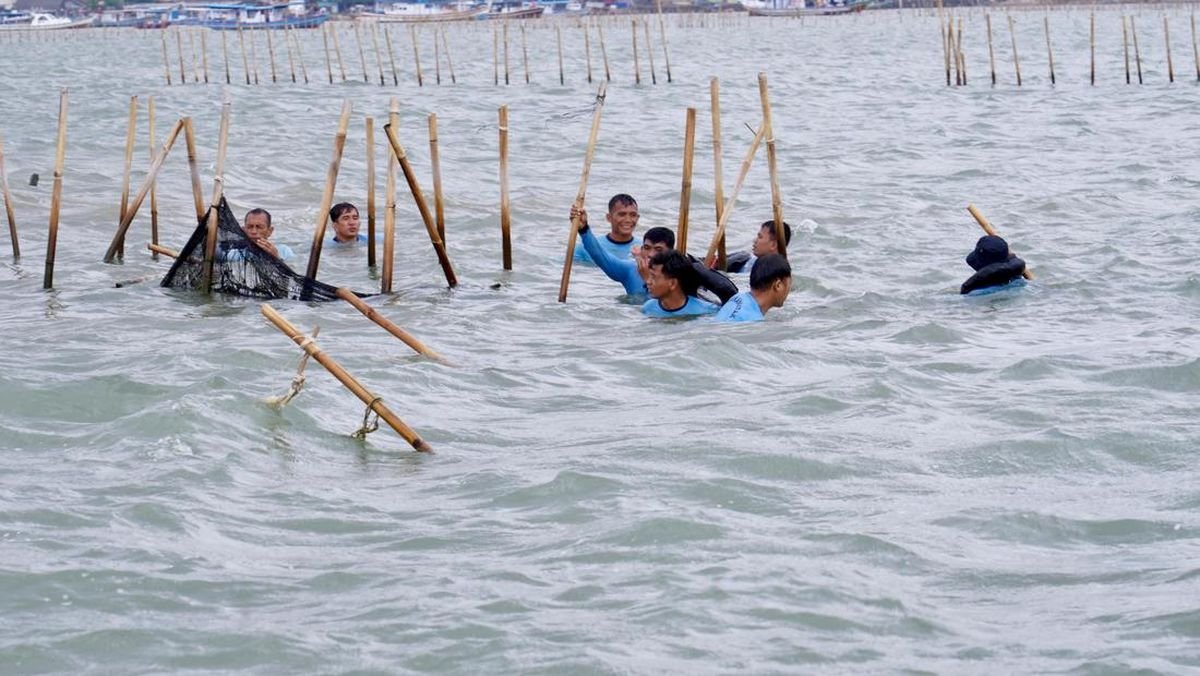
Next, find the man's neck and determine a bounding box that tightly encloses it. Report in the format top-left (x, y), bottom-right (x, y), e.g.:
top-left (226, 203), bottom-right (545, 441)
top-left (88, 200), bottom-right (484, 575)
top-left (607, 231), bottom-right (633, 245)
top-left (658, 291), bottom-right (688, 312)
top-left (751, 289), bottom-right (773, 316)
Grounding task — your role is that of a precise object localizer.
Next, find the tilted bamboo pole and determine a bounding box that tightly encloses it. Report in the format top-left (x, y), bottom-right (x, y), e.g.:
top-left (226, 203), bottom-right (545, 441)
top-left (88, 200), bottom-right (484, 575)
top-left (1192, 13), bottom-right (1199, 82)
top-left (322, 23), bottom-right (334, 83)
top-left (433, 24), bottom-right (441, 84)
top-left (43, 88), bottom-right (67, 290)
top-left (249, 28), bottom-right (261, 84)
top-left (1165, 16), bottom-right (1175, 84)
top-left (260, 303), bottom-right (433, 452)
top-left (1132, 15), bottom-right (1144, 84)
top-left (201, 96), bottom-right (232, 294)
top-left (176, 29), bottom-right (186, 83)
top-left (382, 99), bottom-right (398, 293)
top-left (710, 78), bottom-right (726, 269)
top-left (598, 20), bottom-right (611, 82)
top-left (966, 204), bottom-right (1033, 280)
top-left (366, 116), bottom-right (377, 269)
top-left (353, 21), bottom-right (369, 83)
top-left (986, 13), bottom-right (996, 85)
top-left (703, 124), bottom-right (766, 267)
top-left (221, 29), bottom-right (231, 84)
top-left (283, 24), bottom-right (297, 83)
top-left (148, 97), bottom-right (159, 257)
top-left (1090, 12), bottom-right (1095, 85)
top-left (584, 21), bottom-right (593, 83)
top-left (520, 22), bottom-right (530, 84)
top-left (118, 95), bottom-right (138, 259)
top-left (331, 23), bottom-right (348, 82)
top-left (676, 107), bottom-right (696, 255)
top-left (428, 112), bottom-right (445, 244)
top-left (493, 25), bottom-right (499, 85)
top-left (631, 18), bottom-right (641, 84)
top-left (105, 119), bottom-right (185, 263)
top-left (411, 25), bottom-right (424, 86)
top-left (382, 122), bottom-right (457, 288)
top-left (758, 73), bottom-right (785, 258)
top-left (1123, 15), bottom-right (1131, 84)
top-left (657, 2), bottom-right (672, 83)
top-left (305, 101), bottom-right (353, 281)
top-left (499, 105), bottom-right (512, 270)
top-left (441, 28), bottom-right (455, 84)
top-left (161, 30), bottom-right (172, 85)
top-left (148, 243), bottom-right (177, 258)
top-left (1044, 15), bottom-right (1055, 85)
top-left (384, 24), bottom-right (399, 85)
top-left (266, 28), bottom-right (278, 83)
top-left (0, 133), bottom-right (20, 258)
top-left (643, 19), bottom-right (657, 85)
top-left (558, 83), bottom-right (608, 303)
top-left (556, 25), bottom-right (564, 85)
top-left (1008, 14), bottom-right (1022, 86)
top-left (335, 288), bottom-right (445, 362)
top-left (200, 30), bottom-right (209, 83)
top-left (292, 26), bottom-right (310, 84)
top-left (502, 21), bottom-right (509, 85)
top-left (238, 26), bottom-right (251, 84)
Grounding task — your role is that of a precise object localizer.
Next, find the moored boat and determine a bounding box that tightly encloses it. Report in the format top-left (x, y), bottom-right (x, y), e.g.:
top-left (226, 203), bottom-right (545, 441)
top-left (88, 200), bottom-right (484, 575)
top-left (358, 2), bottom-right (487, 23)
top-left (0, 12), bottom-right (95, 30)
top-left (747, 0), bottom-right (867, 16)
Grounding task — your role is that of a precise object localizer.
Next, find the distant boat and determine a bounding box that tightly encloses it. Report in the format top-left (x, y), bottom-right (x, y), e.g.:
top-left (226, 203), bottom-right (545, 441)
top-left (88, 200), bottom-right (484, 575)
top-left (747, 0), bottom-right (867, 16)
top-left (0, 11), bottom-right (95, 30)
top-left (167, 2), bottom-right (330, 29)
top-left (482, 1), bottom-right (546, 19)
top-left (358, 2), bottom-right (487, 23)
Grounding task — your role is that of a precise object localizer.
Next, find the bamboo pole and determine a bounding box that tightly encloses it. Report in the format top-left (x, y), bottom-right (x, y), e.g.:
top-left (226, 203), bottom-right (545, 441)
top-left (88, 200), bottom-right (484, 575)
top-left (499, 105), bottom-right (512, 270)
top-left (658, 5), bottom-right (672, 83)
top-left (584, 21), bottom-right (593, 83)
top-left (249, 28), bottom-right (261, 84)
top-left (502, 21), bottom-right (509, 85)
top-left (222, 30), bottom-right (231, 84)
top-left (1123, 15), bottom-right (1131, 84)
top-left (676, 107), bottom-right (696, 255)
top-left (949, 17), bottom-right (960, 86)
top-left (43, 88), bottom-right (67, 290)
top-left (1008, 14), bottom-right (1022, 86)
top-left (306, 101), bottom-right (353, 281)
top-left (148, 243), bottom-right (177, 258)
top-left (200, 30), bottom-right (209, 83)
top-left (238, 26), bottom-right (252, 84)
top-left (428, 112), bottom-right (445, 244)
top-left (201, 97), bottom-right (231, 294)
top-left (941, 11), bottom-right (951, 85)
top-left (710, 78), bottom-right (725, 269)
top-left (118, 95), bottom-right (138, 259)
top-left (986, 12), bottom-right (996, 85)
top-left (189, 29), bottom-right (199, 84)
top-left (385, 25), bottom-right (399, 85)
top-left (148, 97), bottom-right (159, 258)
top-left (758, 73), bottom-right (785, 258)
top-left (0, 133), bottom-right (19, 258)
top-left (558, 83), bottom-right (607, 303)
top-left (598, 20), bottom-right (611, 82)
top-left (411, 25), bottom-right (424, 86)
top-left (433, 24), bottom-right (441, 84)
top-left (366, 116), bottom-right (376, 269)
top-left (1090, 11), bottom-right (1095, 85)
top-left (966, 204), bottom-right (1034, 280)
top-left (520, 22), bottom-right (530, 84)
top-left (335, 288), bottom-right (445, 362)
top-left (292, 26), bottom-right (309, 84)
top-left (331, 23), bottom-right (347, 82)
top-left (383, 99), bottom-right (398, 293)
top-left (556, 25), bottom-right (564, 85)
top-left (1165, 16), bottom-right (1175, 84)
top-left (631, 18), bottom-right (641, 84)
top-left (493, 25), bottom-right (499, 85)
top-left (1044, 15), bottom-right (1055, 85)
top-left (382, 122), bottom-right (457, 288)
top-left (284, 23), bottom-right (297, 83)
top-left (104, 119), bottom-right (185, 263)
top-left (703, 124), bottom-right (767, 267)
top-left (354, 21), bottom-right (369, 83)
top-left (643, 19), bottom-right (657, 85)
top-left (176, 29), bottom-right (186, 83)
top-left (260, 303), bottom-right (433, 452)
top-left (161, 30), bottom-right (172, 85)
top-left (322, 23), bottom-right (334, 83)
top-left (1193, 13), bottom-right (1199, 82)
top-left (183, 118), bottom-right (205, 223)
top-left (1132, 15), bottom-right (1143, 84)
top-left (266, 28), bottom-right (278, 83)
top-left (441, 28), bottom-right (455, 84)
top-left (956, 16), bottom-right (966, 86)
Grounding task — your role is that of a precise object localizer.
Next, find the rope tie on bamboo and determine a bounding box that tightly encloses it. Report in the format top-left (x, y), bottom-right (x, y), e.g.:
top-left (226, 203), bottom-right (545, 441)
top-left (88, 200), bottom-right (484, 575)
top-left (352, 396), bottom-right (383, 439)
top-left (265, 327), bottom-right (319, 409)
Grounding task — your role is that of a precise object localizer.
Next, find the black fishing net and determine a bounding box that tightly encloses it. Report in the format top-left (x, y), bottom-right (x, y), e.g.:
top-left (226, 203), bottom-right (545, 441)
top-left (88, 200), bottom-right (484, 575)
top-left (161, 198), bottom-right (360, 302)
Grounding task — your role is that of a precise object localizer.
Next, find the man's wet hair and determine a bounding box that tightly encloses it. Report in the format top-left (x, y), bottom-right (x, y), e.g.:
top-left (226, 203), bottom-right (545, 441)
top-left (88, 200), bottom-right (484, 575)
top-left (329, 202), bottom-right (358, 222)
top-left (245, 208), bottom-right (271, 227)
top-left (643, 226), bottom-right (675, 249)
top-left (650, 250), bottom-right (700, 297)
top-left (759, 220), bottom-right (792, 246)
top-left (750, 253), bottom-right (792, 291)
top-left (608, 194), bottom-right (637, 212)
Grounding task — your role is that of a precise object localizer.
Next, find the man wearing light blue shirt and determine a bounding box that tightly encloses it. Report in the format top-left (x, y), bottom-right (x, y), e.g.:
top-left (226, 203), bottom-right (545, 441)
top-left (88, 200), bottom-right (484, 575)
top-left (715, 254), bottom-right (792, 323)
top-left (573, 194), bottom-right (639, 266)
top-left (642, 250), bottom-right (719, 318)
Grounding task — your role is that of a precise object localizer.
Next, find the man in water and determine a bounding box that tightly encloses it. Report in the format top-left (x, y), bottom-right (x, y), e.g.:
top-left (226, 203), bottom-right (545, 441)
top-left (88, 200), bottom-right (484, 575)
top-left (723, 219), bottom-right (791, 274)
top-left (573, 194), bottom-right (639, 266)
top-left (571, 206), bottom-right (737, 304)
top-left (715, 254), bottom-right (792, 322)
top-left (226, 208), bottom-right (295, 262)
top-left (960, 235), bottom-right (1026, 294)
top-left (326, 202), bottom-right (368, 246)
top-left (643, 251), bottom-right (720, 318)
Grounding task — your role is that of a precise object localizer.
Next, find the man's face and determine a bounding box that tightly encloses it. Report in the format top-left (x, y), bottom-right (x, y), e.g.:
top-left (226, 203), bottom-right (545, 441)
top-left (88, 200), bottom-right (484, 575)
top-left (751, 227), bottom-right (777, 257)
top-left (639, 239), bottom-right (671, 263)
top-left (332, 209), bottom-right (360, 241)
top-left (244, 213), bottom-right (272, 240)
top-left (645, 263), bottom-right (673, 299)
top-left (606, 203), bottom-right (639, 240)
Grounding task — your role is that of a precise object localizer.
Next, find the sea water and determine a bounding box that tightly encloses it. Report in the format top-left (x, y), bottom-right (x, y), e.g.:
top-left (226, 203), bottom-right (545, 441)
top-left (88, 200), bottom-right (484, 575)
top-left (1, 9), bottom-right (1198, 673)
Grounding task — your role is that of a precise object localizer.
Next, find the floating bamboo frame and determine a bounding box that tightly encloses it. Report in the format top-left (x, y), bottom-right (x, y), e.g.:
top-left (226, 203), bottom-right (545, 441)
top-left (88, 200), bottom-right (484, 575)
top-left (43, 88), bottom-right (67, 290)
top-left (305, 101), bottom-right (352, 281)
top-left (382, 122), bottom-right (457, 288)
top-left (558, 82), bottom-right (607, 304)
top-left (260, 303), bottom-right (432, 452)
top-left (967, 204), bottom-right (1034, 281)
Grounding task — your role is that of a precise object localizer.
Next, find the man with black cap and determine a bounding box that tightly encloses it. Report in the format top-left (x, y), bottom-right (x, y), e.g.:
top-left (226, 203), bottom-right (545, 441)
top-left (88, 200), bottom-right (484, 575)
top-left (961, 235), bottom-right (1026, 294)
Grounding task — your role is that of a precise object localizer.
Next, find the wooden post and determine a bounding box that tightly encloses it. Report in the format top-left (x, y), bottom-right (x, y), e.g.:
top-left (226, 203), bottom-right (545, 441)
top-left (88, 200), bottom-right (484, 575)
top-left (986, 13), bottom-right (996, 85)
top-left (502, 21), bottom-right (509, 85)
top-left (260, 303), bottom-right (433, 452)
top-left (433, 24), bottom-right (441, 84)
top-left (1090, 12), bottom-right (1095, 85)
top-left (441, 28), bottom-right (456, 84)
top-left (428, 112), bottom-right (445, 244)
top-left (1123, 15), bottom-right (1131, 84)
top-left (322, 22), bottom-right (334, 83)
top-left (238, 25), bottom-right (252, 84)
top-left (631, 18), bottom-right (641, 84)
top-left (384, 25), bottom-right (399, 85)
top-left (292, 26), bottom-right (310, 84)
top-left (558, 83), bottom-right (607, 303)
top-left (598, 20), bottom-right (611, 82)
top-left (148, 97), bottom-right (159, 258)
top-left (43, 88), bottom-right (67, 290)
top-left (584, 21), bottom-right (593, 83)
top-left (411, 25), bottom-right (424, 86)
top-left (1132, 15), bottom-right (1143, 84)
top-left (556, 25), bottom-right (564, 85)
top-left (499, 105), bottom-right (512, 270)
top-left (658, 4), bottom-right (672, 83)
top-left (1165, 16), bottom-right (1175, 84)
top-left (382, 123), bottom-right (457, 288)
top-left (966, 204), bottom-right (1034, 280)
top-left (306, 101), bottom-right (353, 281)
top-left (189, 30), bottom-right (199, 84)
top-left (643, 19), bottom-right (657, 85)
top-left (221, 29), bottom-right (231, 84)
top-left (703, 124), bottom-right (767, 267)
top-left (1044, 15), bottom-right (1055, 85)
top-left (201, 97), bottom-right (231, 294)
top-left (104, 120), bottom-right (185, 263)
top-left (1193, 13), bottom-right (1199, 82)
top-left (758, 73), bottom-right (785, 258)
top-left (956, 16), bottom-right (966, 86)
top-left (200, 30), bottom-right (209, 83)
top-left (118, 96), bottom-right (138, 259)
top-left (366, 116), bottom-right (376, 269)
top-left (0, 133), bottom-right (20, 258)
top-left (161, 30), bottom-right (172, 85)
top-left (520, 22), bottom-right (530, 84)
top-left (265, 29), bottom-right (277, 83)
top-left (176, 28), bottom-right (186, 83)
top-left (948, 17), bottom-right (960, 86)
top-left (334, 288), bottom-right (445, 362)
top-left (1008, 14), bottom-right (1022, 87)
top-left (493, 25), bottom-right (499, 85)
top-left (676, 107), bottom-right (696, 255)
top-left (382, 99), bottom-right (398, 293)
top-left (710, 78), bottom-right (725, 269)
top-left (331, 23), bottom-right (348, 82)
top-left (183, 118), bottom-right (205, 223)
top-left (354, 21), bottom-right (369, 83)
top-left (941, 11), bottom-right (950, 85)
top-left (283, 24), bottom-right (297, 83)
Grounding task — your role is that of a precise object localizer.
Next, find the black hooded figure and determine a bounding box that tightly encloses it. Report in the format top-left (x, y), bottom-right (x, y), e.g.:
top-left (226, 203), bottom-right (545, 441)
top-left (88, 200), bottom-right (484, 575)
top-left (960, 235), bottom-right (1026, 294)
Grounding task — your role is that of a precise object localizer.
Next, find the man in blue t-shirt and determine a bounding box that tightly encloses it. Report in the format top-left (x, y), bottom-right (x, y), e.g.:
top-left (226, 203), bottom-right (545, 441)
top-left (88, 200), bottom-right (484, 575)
top-left (723, 219), bottom-right (792, 274)
top-left (573, 193), bottom-right (639, 266)
top-left (642, 250), bottom-right (719, 318)
top-left (225, 208), bottom-right (295, 262)
top-left (325, 202), bottom-right (372, 246)
top-left (716, 254), bottom-right (792, 322)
